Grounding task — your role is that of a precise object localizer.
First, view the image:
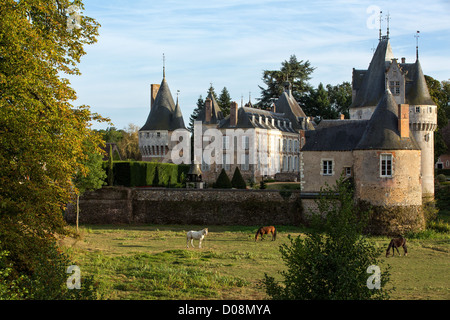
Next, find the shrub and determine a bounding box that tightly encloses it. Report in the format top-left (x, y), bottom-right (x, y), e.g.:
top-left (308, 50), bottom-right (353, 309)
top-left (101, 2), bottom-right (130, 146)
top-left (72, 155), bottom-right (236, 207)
top-left (214, 169), bottom-right (232, 189)
top-left (262, 177), bottom-right (392, 300)
top-left (231, 167), bottom-right (247, 189)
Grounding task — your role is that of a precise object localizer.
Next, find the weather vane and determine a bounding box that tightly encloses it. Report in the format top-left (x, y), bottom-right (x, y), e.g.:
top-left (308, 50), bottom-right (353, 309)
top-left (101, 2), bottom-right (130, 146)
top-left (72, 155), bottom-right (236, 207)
top-left (415, 31), bottom-right (420, 60)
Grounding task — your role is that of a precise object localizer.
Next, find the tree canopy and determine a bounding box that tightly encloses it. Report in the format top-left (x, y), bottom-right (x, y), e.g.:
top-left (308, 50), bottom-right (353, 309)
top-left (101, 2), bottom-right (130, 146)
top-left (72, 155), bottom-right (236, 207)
top-left (258, 55), bottom-right (315, 109)
top-left (0, 0), bottom-right (106, 299)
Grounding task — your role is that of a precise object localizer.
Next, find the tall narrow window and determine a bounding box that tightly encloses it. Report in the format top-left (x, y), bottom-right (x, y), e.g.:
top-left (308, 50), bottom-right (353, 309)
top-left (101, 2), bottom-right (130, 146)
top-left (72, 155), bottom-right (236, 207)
top-left (380, 154), bottom-right (393, 177)
top-left (322, 160), bottom-right (333, 176)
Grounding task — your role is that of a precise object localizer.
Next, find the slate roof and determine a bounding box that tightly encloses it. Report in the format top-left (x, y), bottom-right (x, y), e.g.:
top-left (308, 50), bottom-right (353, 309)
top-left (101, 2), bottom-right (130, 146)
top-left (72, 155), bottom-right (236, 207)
top-left (219, 106), bottom-right (297, 133)
top-left (403, 60), bottom-right (435, 106)
top-left (355, 89), bottom-right (420, 150)
top-left (350, 39), bottom-right (435, 109)
top-left (140, 77), bottom-right (186, 131)
top-left (302, 119), bottom-right (369, 151)
top-left (196, 91), bottom-right (224, 124)
top-left (350, 39), bottom-right (394, 109)
top-left (274, 89), bottom-right (314, 130)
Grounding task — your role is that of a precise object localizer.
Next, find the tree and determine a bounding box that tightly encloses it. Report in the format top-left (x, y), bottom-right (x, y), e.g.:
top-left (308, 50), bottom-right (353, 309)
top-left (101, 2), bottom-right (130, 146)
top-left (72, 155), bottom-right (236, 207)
top-left (304, 83), bottom-right (338, 119)
top-left (0, 0), bottom-right (105, 299)
top-left (117, 123), bottom-right (141, 161)
top-left (213, 169), bottom-right (232, 189)
top-left (231, 167), bottom-right (246, 189)
top-left (188, 95), bottom-right (204, 133)
top-left (262, 177), bottom-right (392, 300)
top-left (218, 87), bottom-right (232, 117)
top-left (425, 75), bottom-right (449, 159)
top-left (73, 143), bottom-right (107, 232)
top-left (258, 55), bottom-right (315, 109)
top-left (326, 82), bottom-right (352, 118)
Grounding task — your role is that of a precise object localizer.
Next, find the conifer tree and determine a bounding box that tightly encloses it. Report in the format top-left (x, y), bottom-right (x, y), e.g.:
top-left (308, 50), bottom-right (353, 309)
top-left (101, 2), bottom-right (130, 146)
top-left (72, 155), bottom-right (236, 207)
top-left (231, 167), bottom-right (247, 189)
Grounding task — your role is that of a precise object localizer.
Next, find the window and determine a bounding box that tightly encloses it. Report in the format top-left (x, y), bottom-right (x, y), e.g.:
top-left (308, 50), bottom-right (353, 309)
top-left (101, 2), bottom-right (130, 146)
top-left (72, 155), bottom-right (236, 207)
top-left (322, 160), bottom-right (333, 176)
top-left (223, 153), bottom-right (230, 171)
top-left (415, 106), bottom-right (420, 113)
top-left (223, 136), bottom-right (230, 150)
top-left (242, 136), bottom-right (249, 150)
top-left (380, 154), bottom-right (393, 177)
top-left (389, 81), bottom-right (400, 96)
top-left (344, 167), bottom-right (352, 177)
top-left (241, 154), bottom-right (249, 171)
top-left (157, 132), bottom-right (161, 137)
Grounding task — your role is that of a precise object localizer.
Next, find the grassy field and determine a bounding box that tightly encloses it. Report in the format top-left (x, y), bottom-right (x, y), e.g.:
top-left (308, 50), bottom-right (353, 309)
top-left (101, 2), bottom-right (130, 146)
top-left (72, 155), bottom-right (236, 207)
top-left (59, 224), bottom-right (450, 300)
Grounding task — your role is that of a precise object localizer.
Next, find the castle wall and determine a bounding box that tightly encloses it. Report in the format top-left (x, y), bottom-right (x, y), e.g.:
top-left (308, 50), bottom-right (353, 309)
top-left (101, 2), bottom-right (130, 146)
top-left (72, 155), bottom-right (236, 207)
top-left (301, 151), bottom-right (354, 192)
top-left (65, 187), bottom-right (306, 226)
top-left (409, 104), bottom-right (437, 199)
top-left (353, 149), bottom-right (422, 207)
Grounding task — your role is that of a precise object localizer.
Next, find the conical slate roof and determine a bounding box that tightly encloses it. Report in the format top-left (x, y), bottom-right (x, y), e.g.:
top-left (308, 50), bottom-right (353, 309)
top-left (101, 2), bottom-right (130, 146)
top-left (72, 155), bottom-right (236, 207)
top-left (350, 39), bottom-right (394, 109)
top-left (356, 89), bottom-right (420, 150)
top-left (140, 77), bottom-right (186, 131)
top-left (405, 60), bottom-right (435, 106)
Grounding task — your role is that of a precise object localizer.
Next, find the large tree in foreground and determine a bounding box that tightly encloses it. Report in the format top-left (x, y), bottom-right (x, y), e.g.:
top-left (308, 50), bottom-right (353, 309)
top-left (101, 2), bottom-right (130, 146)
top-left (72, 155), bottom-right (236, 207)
top-left (0, 0), bottom-right (106, 299)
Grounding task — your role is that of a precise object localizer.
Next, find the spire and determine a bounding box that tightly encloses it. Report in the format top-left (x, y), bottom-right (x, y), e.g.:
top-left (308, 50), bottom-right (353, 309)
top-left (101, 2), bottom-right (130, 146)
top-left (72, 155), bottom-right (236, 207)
top-left (163, 53), bottom-right (166, 79)
top-left (379, 10), bottom-right (383, 41)
top-left (386, 12), bottom-right (390, 40)
top-left (415, 31), bottom-right (420, 61)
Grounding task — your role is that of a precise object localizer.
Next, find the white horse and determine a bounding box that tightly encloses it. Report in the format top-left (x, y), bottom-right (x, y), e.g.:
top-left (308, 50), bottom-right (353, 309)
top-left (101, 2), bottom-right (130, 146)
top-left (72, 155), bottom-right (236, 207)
top-left (186, 228), bottom-right (208, 248)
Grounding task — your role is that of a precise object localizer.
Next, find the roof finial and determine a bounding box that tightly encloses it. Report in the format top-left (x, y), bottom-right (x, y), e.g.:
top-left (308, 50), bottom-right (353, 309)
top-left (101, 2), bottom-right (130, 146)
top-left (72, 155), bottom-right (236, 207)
top-left (415, 31), bottom-right (420, 61)
top-left (379, 10), bottom-right (383, 41)
top-left (386, 12), bottom-right (390, 40)
top-left (163, 53), bottom-right (166, 79)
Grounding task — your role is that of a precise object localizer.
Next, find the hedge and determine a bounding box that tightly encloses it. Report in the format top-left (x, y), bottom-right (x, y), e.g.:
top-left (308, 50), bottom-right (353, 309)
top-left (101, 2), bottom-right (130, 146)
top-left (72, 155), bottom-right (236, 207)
top-left (103, 161), bottom-right (190, 187)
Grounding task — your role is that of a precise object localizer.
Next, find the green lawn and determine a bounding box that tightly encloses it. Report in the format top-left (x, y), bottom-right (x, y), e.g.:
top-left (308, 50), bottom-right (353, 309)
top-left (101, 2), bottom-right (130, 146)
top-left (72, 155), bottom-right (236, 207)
top-left (60, 224), bottom-right (450, 300)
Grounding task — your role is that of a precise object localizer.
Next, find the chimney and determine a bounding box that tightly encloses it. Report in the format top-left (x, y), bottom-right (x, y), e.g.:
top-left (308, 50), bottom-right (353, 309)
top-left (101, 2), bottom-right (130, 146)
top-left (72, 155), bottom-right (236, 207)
top-left (205, 98), bottom-right (212, 123)
top-left (230, 101), bottom-right (238, 126)
top-left (398, 104), bottom-right (410, 138)
top-left (340, 114), bottom-right (345, 120)
top-left (401, 57), bottom-right (406, 64)
top-left (150, 84), bottom-right (160, 110)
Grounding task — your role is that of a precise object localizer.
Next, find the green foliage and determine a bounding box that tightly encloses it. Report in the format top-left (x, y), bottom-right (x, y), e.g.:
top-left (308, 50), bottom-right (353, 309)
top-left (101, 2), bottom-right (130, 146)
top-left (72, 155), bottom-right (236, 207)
top-left (213, 169), bottom-right (232, 189)
top-left (262, 177), bottom-right (392, 300)
top-left (231, 167), bottom-right (247, 189)
top-left (0, 0), bottom-right (105, 299)
top-left (258, 55), bottom-right (315, 109)
top-left (103, 161), bottom-right (189, 188)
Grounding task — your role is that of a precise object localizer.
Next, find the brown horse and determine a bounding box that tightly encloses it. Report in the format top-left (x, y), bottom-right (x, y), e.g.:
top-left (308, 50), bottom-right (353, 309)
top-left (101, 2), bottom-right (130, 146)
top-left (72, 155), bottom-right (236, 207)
top-left (255, 226), bottom-right (277, 241)
top-left (386, 236), bottom-right (408, 257)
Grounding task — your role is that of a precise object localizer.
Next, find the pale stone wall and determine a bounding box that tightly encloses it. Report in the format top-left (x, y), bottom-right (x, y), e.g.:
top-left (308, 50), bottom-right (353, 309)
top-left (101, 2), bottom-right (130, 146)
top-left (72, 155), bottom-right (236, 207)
top-left (353, 149), bottom-right (422, 206)
top-left (409, 104), bottom-right (437, 198)
top-left (301, 151), bottom-right (354, 192)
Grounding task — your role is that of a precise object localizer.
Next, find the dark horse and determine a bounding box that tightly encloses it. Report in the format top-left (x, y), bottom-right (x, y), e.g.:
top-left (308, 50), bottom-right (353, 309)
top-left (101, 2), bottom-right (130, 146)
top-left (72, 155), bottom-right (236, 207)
top-left (386, 236), bottom-right (408, 257)
top-left (255, 226), bottom-right (277, 241)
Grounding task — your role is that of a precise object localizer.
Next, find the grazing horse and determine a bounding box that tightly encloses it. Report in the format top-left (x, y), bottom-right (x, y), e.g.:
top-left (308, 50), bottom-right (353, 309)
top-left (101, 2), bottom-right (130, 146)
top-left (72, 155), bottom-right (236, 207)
top-left (386, 236), bottom-right (408, 257)
top-left (186, 228), bottom-right (208, 248)
top-left (255, 226), bottom-right (277, 241)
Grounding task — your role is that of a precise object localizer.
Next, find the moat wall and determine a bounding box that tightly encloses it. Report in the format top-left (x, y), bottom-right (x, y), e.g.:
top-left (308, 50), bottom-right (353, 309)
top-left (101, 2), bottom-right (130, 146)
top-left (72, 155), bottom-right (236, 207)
top-left (64, 187), bottom-right (425, 235)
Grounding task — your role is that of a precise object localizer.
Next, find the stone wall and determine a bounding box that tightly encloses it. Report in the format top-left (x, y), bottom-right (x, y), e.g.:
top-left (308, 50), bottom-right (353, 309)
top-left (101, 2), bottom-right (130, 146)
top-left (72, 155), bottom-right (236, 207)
top-left (65, 187), bottom-right (309, 226)
top-left (64, 187), bottom-right (424, 235)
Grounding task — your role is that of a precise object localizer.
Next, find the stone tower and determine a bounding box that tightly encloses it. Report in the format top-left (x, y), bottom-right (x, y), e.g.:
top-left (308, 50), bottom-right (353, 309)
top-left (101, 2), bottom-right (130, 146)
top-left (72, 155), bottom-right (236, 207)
top-left (139, 72), bottom-right (187, 163)
top-left (350, 39), bottom-right (437, 199)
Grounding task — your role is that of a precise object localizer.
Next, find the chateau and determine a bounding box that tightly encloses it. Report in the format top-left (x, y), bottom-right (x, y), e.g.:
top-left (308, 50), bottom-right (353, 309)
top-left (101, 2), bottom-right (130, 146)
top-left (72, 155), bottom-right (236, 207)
top-left (139, 37), bottom-right (436, 232)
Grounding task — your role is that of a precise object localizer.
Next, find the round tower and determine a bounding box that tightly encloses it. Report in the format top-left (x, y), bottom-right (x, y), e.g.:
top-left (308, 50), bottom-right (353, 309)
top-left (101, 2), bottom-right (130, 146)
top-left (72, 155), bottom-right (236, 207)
top-left (406, 60), bottom-right (437, 200)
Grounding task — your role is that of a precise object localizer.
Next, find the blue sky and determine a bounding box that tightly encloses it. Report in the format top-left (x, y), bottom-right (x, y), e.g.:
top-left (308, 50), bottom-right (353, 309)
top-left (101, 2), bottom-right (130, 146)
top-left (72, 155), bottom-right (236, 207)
top-left (67, 0), bottom-right (450, 131)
